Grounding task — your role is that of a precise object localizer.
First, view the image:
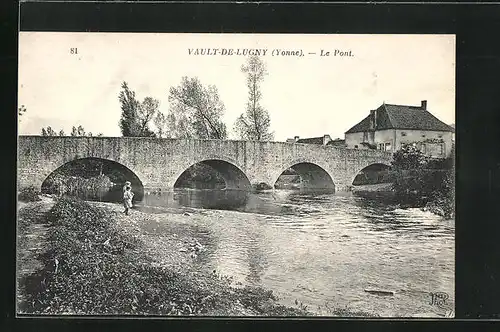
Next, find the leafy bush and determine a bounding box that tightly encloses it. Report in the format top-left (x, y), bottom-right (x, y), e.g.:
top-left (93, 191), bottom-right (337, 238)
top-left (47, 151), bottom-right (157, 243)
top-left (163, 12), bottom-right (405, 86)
top-left (18, 186), bottom-right (42, 202)
top-left (42, 173), bottom-right (114, 201)
top-left (390, 144), bottom-right (455, 218)
top-left (175, 163), bottom-right (226, 189)
top-left (391, 144), bottom-right (429, 170)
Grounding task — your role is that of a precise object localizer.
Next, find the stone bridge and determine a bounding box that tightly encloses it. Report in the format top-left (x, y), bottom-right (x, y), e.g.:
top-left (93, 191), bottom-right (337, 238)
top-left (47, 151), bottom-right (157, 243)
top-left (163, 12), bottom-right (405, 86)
top-left (17, 136), bottom-right (393, 193)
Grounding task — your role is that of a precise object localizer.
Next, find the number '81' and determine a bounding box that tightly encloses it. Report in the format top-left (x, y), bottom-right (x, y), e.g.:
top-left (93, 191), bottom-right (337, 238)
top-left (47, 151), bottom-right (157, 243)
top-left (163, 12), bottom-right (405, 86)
top-left (70, 48), bottom-right (78, 54)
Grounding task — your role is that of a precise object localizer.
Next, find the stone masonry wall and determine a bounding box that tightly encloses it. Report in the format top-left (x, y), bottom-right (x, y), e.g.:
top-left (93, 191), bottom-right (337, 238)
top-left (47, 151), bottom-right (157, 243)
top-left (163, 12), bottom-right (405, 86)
top-left (18, 136), bottom-right (393, 192)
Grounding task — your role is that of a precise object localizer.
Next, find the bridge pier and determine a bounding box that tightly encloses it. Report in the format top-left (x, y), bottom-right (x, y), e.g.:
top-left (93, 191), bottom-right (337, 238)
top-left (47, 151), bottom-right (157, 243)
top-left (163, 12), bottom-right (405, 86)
top-left (333, 183), bottom-right (353, 193)
top-left (18, 168), bottom-right (52, 192)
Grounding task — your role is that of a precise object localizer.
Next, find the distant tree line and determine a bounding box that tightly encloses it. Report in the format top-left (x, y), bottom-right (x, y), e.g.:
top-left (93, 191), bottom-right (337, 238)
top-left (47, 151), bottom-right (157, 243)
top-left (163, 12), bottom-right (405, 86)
top-left (41, 125), bottom-right (103, 137)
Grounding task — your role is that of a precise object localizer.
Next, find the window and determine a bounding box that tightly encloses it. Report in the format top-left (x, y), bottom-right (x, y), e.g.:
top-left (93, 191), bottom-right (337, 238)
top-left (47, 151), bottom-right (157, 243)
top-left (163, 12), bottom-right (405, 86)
top-left (421, 143), bottom-right (426, 154)
top-left (377, 143), bottom-right (392, 151)
top-left (354, 145), bottom-right (358, 149)
top-left (440, 143), bottom-right (445, 156)
top-left (438, 134), bottom-right (443, 138)
top-left (401, 132), bottom-right (407, 136)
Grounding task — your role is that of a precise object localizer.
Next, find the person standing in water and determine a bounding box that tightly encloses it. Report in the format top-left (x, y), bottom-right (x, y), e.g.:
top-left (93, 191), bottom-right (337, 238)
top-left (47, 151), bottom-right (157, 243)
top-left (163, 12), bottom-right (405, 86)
top-left (123, 183), bottom-right (134, 215)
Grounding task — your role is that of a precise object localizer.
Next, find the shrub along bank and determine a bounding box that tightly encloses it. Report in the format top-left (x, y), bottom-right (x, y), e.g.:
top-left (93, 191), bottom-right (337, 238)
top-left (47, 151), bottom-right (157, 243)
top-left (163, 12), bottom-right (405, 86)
top-left (42, 173), bottom-right (115, 201)
top-left (390, 145), bottom-right (455, 219)
top-left (18, 197), bottom-right (310, 316)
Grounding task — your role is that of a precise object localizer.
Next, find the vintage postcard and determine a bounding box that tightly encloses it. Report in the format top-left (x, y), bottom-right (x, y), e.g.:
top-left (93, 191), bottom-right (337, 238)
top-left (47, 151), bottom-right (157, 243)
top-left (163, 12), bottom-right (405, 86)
top-left (17, 33), bottom-right (455, 317)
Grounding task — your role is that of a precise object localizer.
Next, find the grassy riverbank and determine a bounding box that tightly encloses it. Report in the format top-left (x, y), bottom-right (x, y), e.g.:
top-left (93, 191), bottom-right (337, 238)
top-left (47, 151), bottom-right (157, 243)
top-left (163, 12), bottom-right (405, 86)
top-left (17, 196), bottom-right (319, 316)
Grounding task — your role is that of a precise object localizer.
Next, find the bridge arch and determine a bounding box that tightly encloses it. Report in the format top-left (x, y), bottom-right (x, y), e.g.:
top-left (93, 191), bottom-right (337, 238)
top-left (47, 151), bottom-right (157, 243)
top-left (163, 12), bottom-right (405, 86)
top-left (40, 157), bottom-right (145, 201)
top-left (172, 157), bottom-right (251, 190)
top-left (272, 159), bottom-right (336, 192)
top-left (351, 162), bottom-right (392, 186)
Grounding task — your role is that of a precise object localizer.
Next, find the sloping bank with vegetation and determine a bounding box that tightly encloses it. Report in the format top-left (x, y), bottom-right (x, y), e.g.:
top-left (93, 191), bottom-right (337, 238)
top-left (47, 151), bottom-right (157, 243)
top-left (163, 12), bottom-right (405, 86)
top-left (390, 144), bottom-right (454, 219)
top-left (356, 145), bottom-right (455, 219)
top-left (355, 144), bottom-right (454, 219)
top-left (18, 196), bottom-right (314, 316)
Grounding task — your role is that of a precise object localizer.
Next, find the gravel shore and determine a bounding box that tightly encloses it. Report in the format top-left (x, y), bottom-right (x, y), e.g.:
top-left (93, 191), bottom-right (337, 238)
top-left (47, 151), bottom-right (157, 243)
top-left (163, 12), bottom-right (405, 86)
top-left (18, 197), bottom-right (308, 316)
top-left (93, 201), bottom-right (266, 275)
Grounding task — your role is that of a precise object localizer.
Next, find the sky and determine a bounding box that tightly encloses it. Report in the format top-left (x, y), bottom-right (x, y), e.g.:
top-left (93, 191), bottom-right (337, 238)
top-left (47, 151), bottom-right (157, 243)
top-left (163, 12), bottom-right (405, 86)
top-left (18, 33), bottom-right (455, 141)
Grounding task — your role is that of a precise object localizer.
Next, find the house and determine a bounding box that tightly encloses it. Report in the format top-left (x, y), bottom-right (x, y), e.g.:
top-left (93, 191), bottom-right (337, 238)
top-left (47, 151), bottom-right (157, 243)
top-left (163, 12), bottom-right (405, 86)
top-left (288, 135), bottom-right (332, 145)
top-left (344, 100), bottom-right (454, 158)
top-left (286, 134), bottom-right (346, 147)
top-left (327, 138), bottom-right (346, 148)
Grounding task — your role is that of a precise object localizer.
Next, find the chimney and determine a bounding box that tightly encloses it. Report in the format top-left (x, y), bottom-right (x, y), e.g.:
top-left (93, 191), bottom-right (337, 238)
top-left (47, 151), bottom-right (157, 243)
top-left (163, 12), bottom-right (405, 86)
top-left (323, 134), bottom-right (331, 145)
top-left (421, 100), bottom-right (427, 110)
top-left (294, 136), bottom-right (299, 142)
top-left (369, 110), bottom-right (377, 130)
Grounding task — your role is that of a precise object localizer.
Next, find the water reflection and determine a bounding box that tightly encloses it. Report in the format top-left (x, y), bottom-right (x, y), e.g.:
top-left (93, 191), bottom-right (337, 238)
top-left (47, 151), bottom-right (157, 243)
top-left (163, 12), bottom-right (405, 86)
top-left (140, 188), bottom-right (340, 215)
top-left (142, 189), bottom-right (250, 211)
top-left (138, 189), bottom-right (454, 241)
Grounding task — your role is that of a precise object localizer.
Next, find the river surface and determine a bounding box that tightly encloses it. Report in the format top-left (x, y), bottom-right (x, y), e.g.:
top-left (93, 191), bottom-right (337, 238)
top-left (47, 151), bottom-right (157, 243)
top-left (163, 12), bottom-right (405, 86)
top-left (137, 188), bottom-right (455, 317)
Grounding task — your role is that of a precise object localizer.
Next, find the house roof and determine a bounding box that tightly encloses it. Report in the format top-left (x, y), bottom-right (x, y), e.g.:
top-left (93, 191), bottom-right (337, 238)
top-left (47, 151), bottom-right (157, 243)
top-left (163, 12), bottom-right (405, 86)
top-left (296, 137), bottom-right (324, 144)
top-left (326, 139), bottom-right (345, 146)
top-left (345, 103), bottom-right (455, 134)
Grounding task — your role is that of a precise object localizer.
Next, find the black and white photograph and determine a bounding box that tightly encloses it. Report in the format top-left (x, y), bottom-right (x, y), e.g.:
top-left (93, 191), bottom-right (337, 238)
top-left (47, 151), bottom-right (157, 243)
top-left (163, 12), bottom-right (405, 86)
top-left (17, 33), bottom-right (455, 317)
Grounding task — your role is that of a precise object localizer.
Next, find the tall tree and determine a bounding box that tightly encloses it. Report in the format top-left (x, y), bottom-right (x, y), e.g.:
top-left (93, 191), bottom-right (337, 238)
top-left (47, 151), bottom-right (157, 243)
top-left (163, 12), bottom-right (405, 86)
top-left (71, 126), bottom-right (78, 136)
top-left (234, 55), bottom-right (274, 141)
top-left (119, 81), bottom-right (141, 136)
top-left (154, 111), bottom-right (169, 138)
top-left (165, 111), bottom-right (192, 139)
top-left (118, 81), bottom-right (157, 137)
top-left (41, 127), bottom-right (48, 136)
top-left (59, 129), bottom-right (65, 136)
top-left (138, 97), bottom-right (159, 137)
top-left (168, 76), bottom-right (227, 139)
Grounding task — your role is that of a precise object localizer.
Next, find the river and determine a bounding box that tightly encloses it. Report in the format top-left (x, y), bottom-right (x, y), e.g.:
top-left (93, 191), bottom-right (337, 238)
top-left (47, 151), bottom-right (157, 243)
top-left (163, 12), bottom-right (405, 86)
top-left (137, 188), bottom-right (455, 317)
